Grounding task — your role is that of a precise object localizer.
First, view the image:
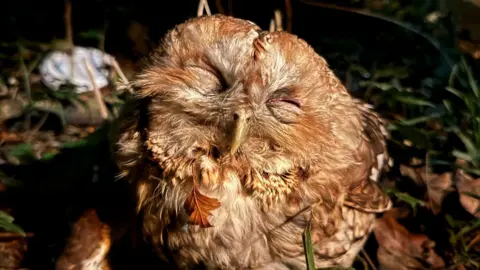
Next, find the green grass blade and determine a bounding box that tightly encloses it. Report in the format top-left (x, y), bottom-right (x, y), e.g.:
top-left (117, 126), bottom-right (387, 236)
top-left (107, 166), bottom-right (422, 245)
top-left (448, 64), bottom-right (459, 87)
top-left (394, 96), bottom-right (435, 107)
top-left (445, 86), bottom-right (466, 99)
top-left (0, 211), bottom-right (26, 236)
top-left (461, 56), bottom-right (480, 98)
top-left (453, 130), bottom-right (479, 165)
top-left (303, 226), bottom-right (316, 270)
top-left (452, 150), bottom-right (473, 162)
top-left (399, 113), bottom-right (442, 126)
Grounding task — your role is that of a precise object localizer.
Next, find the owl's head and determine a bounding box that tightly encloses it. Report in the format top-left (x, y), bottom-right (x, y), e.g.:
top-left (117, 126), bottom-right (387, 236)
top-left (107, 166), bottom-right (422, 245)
top-left (116, 15), bottom-right (366, 205)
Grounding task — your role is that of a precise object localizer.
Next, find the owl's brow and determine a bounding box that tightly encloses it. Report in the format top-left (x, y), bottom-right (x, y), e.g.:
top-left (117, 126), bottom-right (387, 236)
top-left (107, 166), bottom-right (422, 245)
top-left (255, 29), bottom-right (269, 37)
top-left (185, 64), bottom-right (228, 90)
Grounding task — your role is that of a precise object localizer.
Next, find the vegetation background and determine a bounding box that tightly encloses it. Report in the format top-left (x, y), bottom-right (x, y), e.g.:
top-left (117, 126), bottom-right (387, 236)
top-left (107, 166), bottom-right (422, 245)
top-left (0, 0), bottom-right (479, 269)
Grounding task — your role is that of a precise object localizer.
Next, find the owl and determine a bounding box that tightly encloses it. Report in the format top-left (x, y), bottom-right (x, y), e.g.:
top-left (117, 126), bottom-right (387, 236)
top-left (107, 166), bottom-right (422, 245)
top-left (114, 14), bottom-right (392, 269)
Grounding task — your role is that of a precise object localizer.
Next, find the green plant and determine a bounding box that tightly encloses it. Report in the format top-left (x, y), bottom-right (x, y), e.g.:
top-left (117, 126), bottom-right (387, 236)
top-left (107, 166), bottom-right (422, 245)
top-left (443, 57), bottom-right (480, 174)
top-left (0, 210), bottom-right (25, 236)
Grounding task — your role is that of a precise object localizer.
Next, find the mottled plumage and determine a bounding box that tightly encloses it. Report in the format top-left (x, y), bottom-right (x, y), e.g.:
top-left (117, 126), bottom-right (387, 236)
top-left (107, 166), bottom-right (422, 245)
top-left (66, 14), bottom-right (393, 269)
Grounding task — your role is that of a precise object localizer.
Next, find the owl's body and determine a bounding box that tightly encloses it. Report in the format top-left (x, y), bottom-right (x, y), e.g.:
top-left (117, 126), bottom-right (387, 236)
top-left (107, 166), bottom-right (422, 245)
top-left (110, 15), bottom-right (392, 270)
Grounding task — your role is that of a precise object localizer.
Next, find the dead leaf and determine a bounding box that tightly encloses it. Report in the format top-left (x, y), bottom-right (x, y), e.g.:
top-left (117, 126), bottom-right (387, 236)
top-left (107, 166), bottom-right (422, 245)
top-left (184, 185), bottom-right (221, 228)
top-left (467, 231), bottom-right (480, 250)
top-left (426, 172), bottom-right (453, 214)
top-left (0, 132), bottom-right (23, 143)
top-left (0, 100), bottom-right (25, 123)
top-left (456, 170), bottom-right (480, 218)
top-left (373, 209), bottom-right (445, 270)
top-left (55, 209), bottom-right (111, 270)
top-left (400, 165), bottom-right (453, 214)
top-left (458, 40), bottom-right (480, 59)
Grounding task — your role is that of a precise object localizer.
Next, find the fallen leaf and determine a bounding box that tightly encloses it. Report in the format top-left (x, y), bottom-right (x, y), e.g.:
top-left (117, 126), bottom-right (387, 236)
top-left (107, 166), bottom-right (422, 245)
top-left (467, 231), bottom-right (480, 250)
top-left (0, 132), bottom-right (23, 143)
top-left (456, 170), bottom-right (480, 218)
top-left (184, 185), bottom-right (221, 228)
top-left (55, 209), bottom-right (111, 270)
top-left (373, 208), bottom-right (445, 270)
top-left (400, 165), bottom-right (453, 214)
top-left (458, 40), bottom-right (480, 59)
top-left (0, 99), bottom-right (25, 123)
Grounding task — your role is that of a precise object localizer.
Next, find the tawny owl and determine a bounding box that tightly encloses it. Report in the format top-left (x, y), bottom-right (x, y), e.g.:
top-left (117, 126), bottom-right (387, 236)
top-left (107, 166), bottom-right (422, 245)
top-left (115, 14), bottom-right (392, 269)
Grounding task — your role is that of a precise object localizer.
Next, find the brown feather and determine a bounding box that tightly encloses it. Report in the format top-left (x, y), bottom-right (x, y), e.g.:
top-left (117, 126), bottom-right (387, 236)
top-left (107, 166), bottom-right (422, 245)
top-left (107, 14), bottom-right (393, 269)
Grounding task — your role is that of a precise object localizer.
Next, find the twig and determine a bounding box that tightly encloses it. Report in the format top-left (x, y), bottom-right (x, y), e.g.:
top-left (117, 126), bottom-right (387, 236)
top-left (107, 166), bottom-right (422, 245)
top-left (19, 49), bottom-right (33, 132)
top-left (274, 10), bottom-right (283, 31)
top-left (31, 112), bottom-right (49, 134)
top-left (215, 0), bottom-right (225, 14)
top-left (64, 0), bottom-right (73, 48)
top-left (25, 112), bottom-right (49, 142)
top-left (426, 151), bottom-right (435, 211)
top-left (111, 58), bottom-right (129, 85)
top-left (64, 0), bottom-right (75, 79)
top-left (269, 10), bottom-right (283, 32)
top-left (197, 0), bottom-right (212, 17)
top-left (99, 7), bottom-right (110, 52)
top-left (467, 232), bottom-right (480, 251)
top-left (84, 58), bottom-right (109, 120)
top-left (269, 19), bottom-right (275, 32)
top-left (355, 253), bottom-right (370, 270)
top-left (18, 46), bottom-right (31, 104)
top-left (361, 249), bottom-right (377, 270)
top-left (0, 232), bottom-right (34, 239)
top-left (227, 0), bottom-right (233, 15)
top-left (285, 0), bottom-right (293, 32)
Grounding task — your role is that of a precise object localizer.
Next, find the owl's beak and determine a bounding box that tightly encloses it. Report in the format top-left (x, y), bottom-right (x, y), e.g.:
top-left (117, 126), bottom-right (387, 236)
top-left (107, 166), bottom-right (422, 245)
top-left (230, 109), bottom-right (251, 155)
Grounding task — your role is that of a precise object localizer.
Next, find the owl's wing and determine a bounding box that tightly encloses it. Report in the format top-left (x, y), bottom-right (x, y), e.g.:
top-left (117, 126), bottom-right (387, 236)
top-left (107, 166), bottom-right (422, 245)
top-left (343, 100), bottom-right (392, 213)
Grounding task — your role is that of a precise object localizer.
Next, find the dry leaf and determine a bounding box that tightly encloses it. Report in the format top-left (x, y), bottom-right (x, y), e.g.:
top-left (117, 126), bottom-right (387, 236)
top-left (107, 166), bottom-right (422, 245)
top-left (373, 209), bottom-right (445, 270)
top-left (55, 209), bottom-right (111, 270)
top-left (456, 170), bottom-right (480, 218)
top-left (458, 40), bottom-right (480, 59)
top-left (184, 186), bottom-right (221, 228)
top-left (0, 132), bottom-right (23, 143)
top-left (400, 165), bottom-right (453, 214)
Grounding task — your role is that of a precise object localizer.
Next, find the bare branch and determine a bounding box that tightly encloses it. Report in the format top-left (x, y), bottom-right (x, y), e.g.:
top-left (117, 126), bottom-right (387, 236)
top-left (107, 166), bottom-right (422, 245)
top-left (285, 0), bottom-right (293, 32)
top-left (197, 0), bottom-right (212, 17)
top-left (84, 58), bottom-right (109, 120)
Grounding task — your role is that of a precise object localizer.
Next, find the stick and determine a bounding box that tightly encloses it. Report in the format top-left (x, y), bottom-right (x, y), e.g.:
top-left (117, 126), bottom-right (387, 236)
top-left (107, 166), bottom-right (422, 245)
top-left (269, 19), bottom-right (275, 32)
top-left (0, 232), bottom-right (34, 239)
top-left (361, 249), bottom-right (377, 270)
top-left (84, 59), bottom-right (109, 120)
top-left (64, 0), bottom-right (73, 48)
top-left (227, 0), bottom-right (233, 15)
top-left (215, 0), bottom-right (225, 14)
top-left (269, 10), bottom-right (283, 32)
top-left (18, 47), bottom-right (31, 103)
top-left (285, 0), bottom-right (293, 32)
top-left (28, 112), bottom-right (49, 139)
top-left (197, 0), bottom-right (212, 17)
top-left (64, 0), bottom-right (75, 79)
top-left (274, 10), bottom-right (283, 31)
top-left (111, 58), bottom-right (129, 85)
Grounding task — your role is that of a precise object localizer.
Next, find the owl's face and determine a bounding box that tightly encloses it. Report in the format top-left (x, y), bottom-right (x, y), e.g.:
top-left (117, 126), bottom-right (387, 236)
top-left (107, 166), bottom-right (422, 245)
top-left (132, 15), bottom-right (362, 194)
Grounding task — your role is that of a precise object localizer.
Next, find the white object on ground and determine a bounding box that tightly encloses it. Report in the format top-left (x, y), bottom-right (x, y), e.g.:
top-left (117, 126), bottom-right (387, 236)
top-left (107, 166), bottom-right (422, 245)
top-left (39, 47), bottom-right (114, 93)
